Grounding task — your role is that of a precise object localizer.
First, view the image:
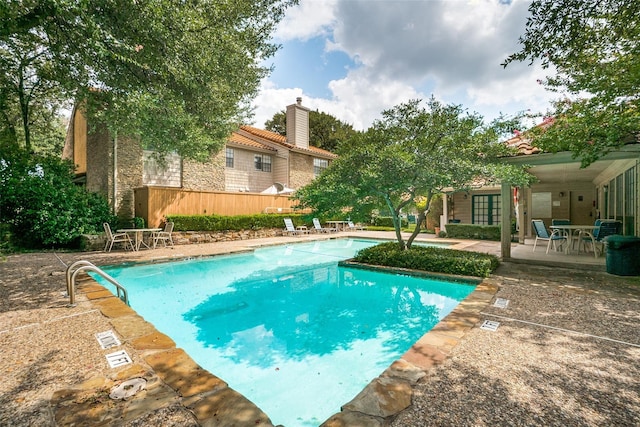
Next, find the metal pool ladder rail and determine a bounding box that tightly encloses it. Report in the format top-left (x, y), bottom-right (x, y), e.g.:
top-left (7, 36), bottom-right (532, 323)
top-left (66, 260), bottom-right (129, 307)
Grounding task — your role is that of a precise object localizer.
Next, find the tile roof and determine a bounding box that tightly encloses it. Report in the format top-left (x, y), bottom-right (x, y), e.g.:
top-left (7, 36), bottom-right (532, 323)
top-left (228, 132), bottom-right (277, 151)
top-left (239, 125), bottom-right (338, 158)
top-left (505, 117), bottom-right (554, 156)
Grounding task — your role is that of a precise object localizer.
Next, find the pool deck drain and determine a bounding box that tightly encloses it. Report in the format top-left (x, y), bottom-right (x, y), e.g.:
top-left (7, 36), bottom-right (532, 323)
top-left (49, 269), bottom-right (499, 427)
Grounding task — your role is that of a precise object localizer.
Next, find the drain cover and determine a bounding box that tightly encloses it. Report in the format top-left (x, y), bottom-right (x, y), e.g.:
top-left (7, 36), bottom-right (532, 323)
top-left (480, 320), bottom-right (500, 332)
top-left (95, 330), bottom-right (121, 349)
top-left (105, 350), bottom-right (132, 368)
top-left (109, 378), bottom-right (147, 400)
top-left (493, 298), bottom-right (509, 309)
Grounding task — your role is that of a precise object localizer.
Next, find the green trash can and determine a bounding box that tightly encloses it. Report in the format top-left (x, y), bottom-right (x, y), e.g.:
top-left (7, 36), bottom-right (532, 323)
top-left (604, 235), bottom-right (640, 276)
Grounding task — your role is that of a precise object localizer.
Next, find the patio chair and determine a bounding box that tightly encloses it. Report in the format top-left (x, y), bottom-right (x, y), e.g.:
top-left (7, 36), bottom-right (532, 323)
top-left (551, 218), bottom-right (574, 249)
top-left (347, 220), bottom-right (366, 231)
top-left (531, 219), bottom-right (566, 254)
top-left (580, 219), bottom-right (621, 258)
top-left (312, 218), bottom-right (337, 233)
top-left (103, 223), bottom-right (133, 252)
top-left (152, 221), bottom-right (174, 248)
top-left (283, 218), bottom-right (309, 236)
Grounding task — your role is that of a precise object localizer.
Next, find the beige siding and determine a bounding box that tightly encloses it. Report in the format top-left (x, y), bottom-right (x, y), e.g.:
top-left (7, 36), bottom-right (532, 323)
top-left (224, 147), bottom-right (274, 192)
top-left (273, 154), bottom-right (289, 187)
top-left (143, 151), bottom-right (181, 187)
top-left (286, 102), bottom-right (309, 149)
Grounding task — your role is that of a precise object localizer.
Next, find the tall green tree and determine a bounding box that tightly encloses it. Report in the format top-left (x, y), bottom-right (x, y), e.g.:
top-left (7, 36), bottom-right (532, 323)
top-left (295, 98), bottom-right (534, 250)
top-left (265, 109), bottom-right (358, 152)
top-left (1, 0), bottom-right (296, 160)
top-left (503, 0), bottom-right (640, 166)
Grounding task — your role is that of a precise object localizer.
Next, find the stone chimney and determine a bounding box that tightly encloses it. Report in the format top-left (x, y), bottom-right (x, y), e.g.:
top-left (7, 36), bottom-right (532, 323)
top-left (286, 97), bottom-right (310, 149)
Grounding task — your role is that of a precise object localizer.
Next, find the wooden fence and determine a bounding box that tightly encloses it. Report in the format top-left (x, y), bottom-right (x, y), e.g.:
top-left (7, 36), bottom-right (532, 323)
top-left (134, 186), bottom-right (301, 227)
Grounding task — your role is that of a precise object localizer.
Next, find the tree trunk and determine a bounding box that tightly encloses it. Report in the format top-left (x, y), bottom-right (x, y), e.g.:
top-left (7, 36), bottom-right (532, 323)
top-left (384, 195), bottom-right (405, 250)
top-left (406, 192), bottom-right (433, 249)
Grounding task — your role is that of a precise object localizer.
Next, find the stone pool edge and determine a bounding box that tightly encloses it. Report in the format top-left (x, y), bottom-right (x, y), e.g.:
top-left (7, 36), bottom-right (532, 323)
top-left (54, 261), bottom-right (498, 427)
top-left (321, 262), bottom-right (498, 426)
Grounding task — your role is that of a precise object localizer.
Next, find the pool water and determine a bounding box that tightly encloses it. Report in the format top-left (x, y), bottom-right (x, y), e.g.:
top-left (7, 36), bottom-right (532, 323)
top-left (99, 239), bottom-right (476, 426)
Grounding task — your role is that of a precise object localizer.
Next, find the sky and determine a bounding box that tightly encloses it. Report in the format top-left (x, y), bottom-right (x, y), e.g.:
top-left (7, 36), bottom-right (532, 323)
top-left (249, 0), bottom-right (557, 131)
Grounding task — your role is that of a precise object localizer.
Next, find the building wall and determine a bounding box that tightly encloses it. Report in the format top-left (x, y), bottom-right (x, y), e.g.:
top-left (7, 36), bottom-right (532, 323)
top-left (114, 135), bottom-right (144, 222)
top-left (85, 124), bottom-right (112, 200)
top-left (183, 150), bottom-right (225, 191)
top-left (289, 152), bottom-right (316, 189)
top-left (224, 147), bottom-right (274, 192)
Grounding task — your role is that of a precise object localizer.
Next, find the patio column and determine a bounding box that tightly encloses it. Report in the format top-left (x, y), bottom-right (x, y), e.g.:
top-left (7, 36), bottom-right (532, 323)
top-left (442, 194), bottom-right (449, 232)
top-left (501, 182), bottom-right (512, 259)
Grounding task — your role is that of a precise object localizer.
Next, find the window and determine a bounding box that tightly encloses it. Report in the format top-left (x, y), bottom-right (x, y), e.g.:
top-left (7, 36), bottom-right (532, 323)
top-left (254, 154), bottom-right (272, 172)
top-left (314, 158), bottom-right (328, 177)
top-left (472, 194), bottom-right (501, 225)
top-left (225, 148), bottom-right (234, 168)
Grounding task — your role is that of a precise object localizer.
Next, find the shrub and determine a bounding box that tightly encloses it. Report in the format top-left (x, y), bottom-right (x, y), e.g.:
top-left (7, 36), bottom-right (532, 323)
top-left (166, 213), bottom-right (309, 231)
top-left (372, 216), bottom-right (409, 228)
top-left (352, 242), bottom-right (499, 277)
top-left (445, 224), bottom-right (501, 241)
top-left (0, 150), bottom-right (115, 248)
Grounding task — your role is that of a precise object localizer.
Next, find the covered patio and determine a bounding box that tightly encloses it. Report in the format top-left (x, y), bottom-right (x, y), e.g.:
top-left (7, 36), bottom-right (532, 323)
top-left (441, 141), bottom-right (640, 264)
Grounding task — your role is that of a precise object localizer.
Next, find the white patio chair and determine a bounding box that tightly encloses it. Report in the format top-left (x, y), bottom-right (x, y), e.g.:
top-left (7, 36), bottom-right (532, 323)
top-left (312, 218), bottom-right (337, 233)
top-left (103, 223), bottom-right (133, 252)
top-left (347, 221), bottom-right (366, 231)
top-left (283, 218), bottom-right (309, 236)
top-left (152, 222), bottom-right (175, 248)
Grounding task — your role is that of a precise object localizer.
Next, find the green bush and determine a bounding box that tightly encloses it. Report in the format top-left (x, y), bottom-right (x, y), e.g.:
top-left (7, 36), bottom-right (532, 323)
top-left (445, 224), bottom-right (501, 241)
top-left (166, 213), bottom-right (309, 231)
top-left (372, 216), bottom-right (408, 228)
top-left (0, 150), bottom-right (116, 248)
top-left (352, 242), bottom-right (499, 277)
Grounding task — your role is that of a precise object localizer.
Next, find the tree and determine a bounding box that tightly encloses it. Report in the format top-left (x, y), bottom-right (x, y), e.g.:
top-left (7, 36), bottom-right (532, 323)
top-left (265, 109), bottom-right (358, 152)
top-left (1, 0), bottom-right (296, 160)
top-left (295, 98), bottom-right (534, 250)
top-left (503, 0), bottom-right (640, 166)
top-left (0, 146), bottom-right (115, 248)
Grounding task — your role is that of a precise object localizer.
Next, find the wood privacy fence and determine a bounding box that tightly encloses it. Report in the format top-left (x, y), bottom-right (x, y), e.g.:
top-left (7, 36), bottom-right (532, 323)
top-left (135, 186), bottom-right (301, 227)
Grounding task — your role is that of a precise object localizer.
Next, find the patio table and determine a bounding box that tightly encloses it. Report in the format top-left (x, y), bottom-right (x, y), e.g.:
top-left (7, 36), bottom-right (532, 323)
top-left (550, 224), bottom-right (600, 255)
top-left (117, 228), bottom-right (162, 251)
top-left (326, 221), bottom-right (348, 231)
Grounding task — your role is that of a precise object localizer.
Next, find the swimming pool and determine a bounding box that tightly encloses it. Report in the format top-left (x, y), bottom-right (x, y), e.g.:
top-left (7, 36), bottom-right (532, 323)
top-left (98, 239), bottom-right (476, 426)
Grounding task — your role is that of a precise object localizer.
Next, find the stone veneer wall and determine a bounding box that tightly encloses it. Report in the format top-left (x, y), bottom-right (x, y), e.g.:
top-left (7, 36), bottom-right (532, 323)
top-left (81, 228), bottom-right (285, 251)
top-left (288, 151), bottom-right (316, 189)
top-left (182, 149), bottom-right (226, 191)
top-left (85, 125), bottom-right (112, 199)
top-left (115, 135), bottom-right (144, 223)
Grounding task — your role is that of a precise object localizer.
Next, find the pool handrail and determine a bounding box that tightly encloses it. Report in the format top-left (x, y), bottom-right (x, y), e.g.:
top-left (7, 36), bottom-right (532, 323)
top-left (66, 260), bottom-right (129, 307)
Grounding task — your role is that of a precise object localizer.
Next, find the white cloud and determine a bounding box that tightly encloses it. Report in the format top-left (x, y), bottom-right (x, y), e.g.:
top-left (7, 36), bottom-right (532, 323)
top-left (274, 0), bottom-right (338, 41)
top-left (254, 0), bottom-right (558, 131)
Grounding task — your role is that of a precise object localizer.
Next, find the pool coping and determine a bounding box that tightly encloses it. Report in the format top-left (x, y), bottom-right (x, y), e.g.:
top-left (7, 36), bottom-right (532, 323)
top-left (53, 245), bottom-right (498, 426)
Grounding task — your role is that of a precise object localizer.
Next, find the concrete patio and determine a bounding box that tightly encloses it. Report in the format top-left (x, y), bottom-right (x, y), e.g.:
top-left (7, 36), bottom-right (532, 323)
top-left (1, 231), bottom-right (637, 426)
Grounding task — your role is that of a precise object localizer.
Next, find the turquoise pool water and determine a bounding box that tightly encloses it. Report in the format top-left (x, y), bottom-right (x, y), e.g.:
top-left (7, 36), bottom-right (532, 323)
top-left (98, 239), bottom-right (476, 426)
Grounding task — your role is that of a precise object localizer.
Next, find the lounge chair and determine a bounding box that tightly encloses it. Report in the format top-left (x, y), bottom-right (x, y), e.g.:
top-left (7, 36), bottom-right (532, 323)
top-left (531, 219), bottom-right (566, 254)
top-left (347, 221), bottom-right (366, 231)
top-left (579, 219), bottom-right (621, 257)
top-left (103, 223), bottom-right (133, 252)
top-left (152, 221), bottom-right (174, 248)
top-left (283, 218), bottom-right (309, 236)
top-left (312, 218), bottom-right (338, 233)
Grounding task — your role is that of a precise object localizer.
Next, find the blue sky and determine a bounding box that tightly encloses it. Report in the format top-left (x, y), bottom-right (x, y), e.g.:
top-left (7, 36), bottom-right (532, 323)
top-left (250, 0), bottom-right (557, 131)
